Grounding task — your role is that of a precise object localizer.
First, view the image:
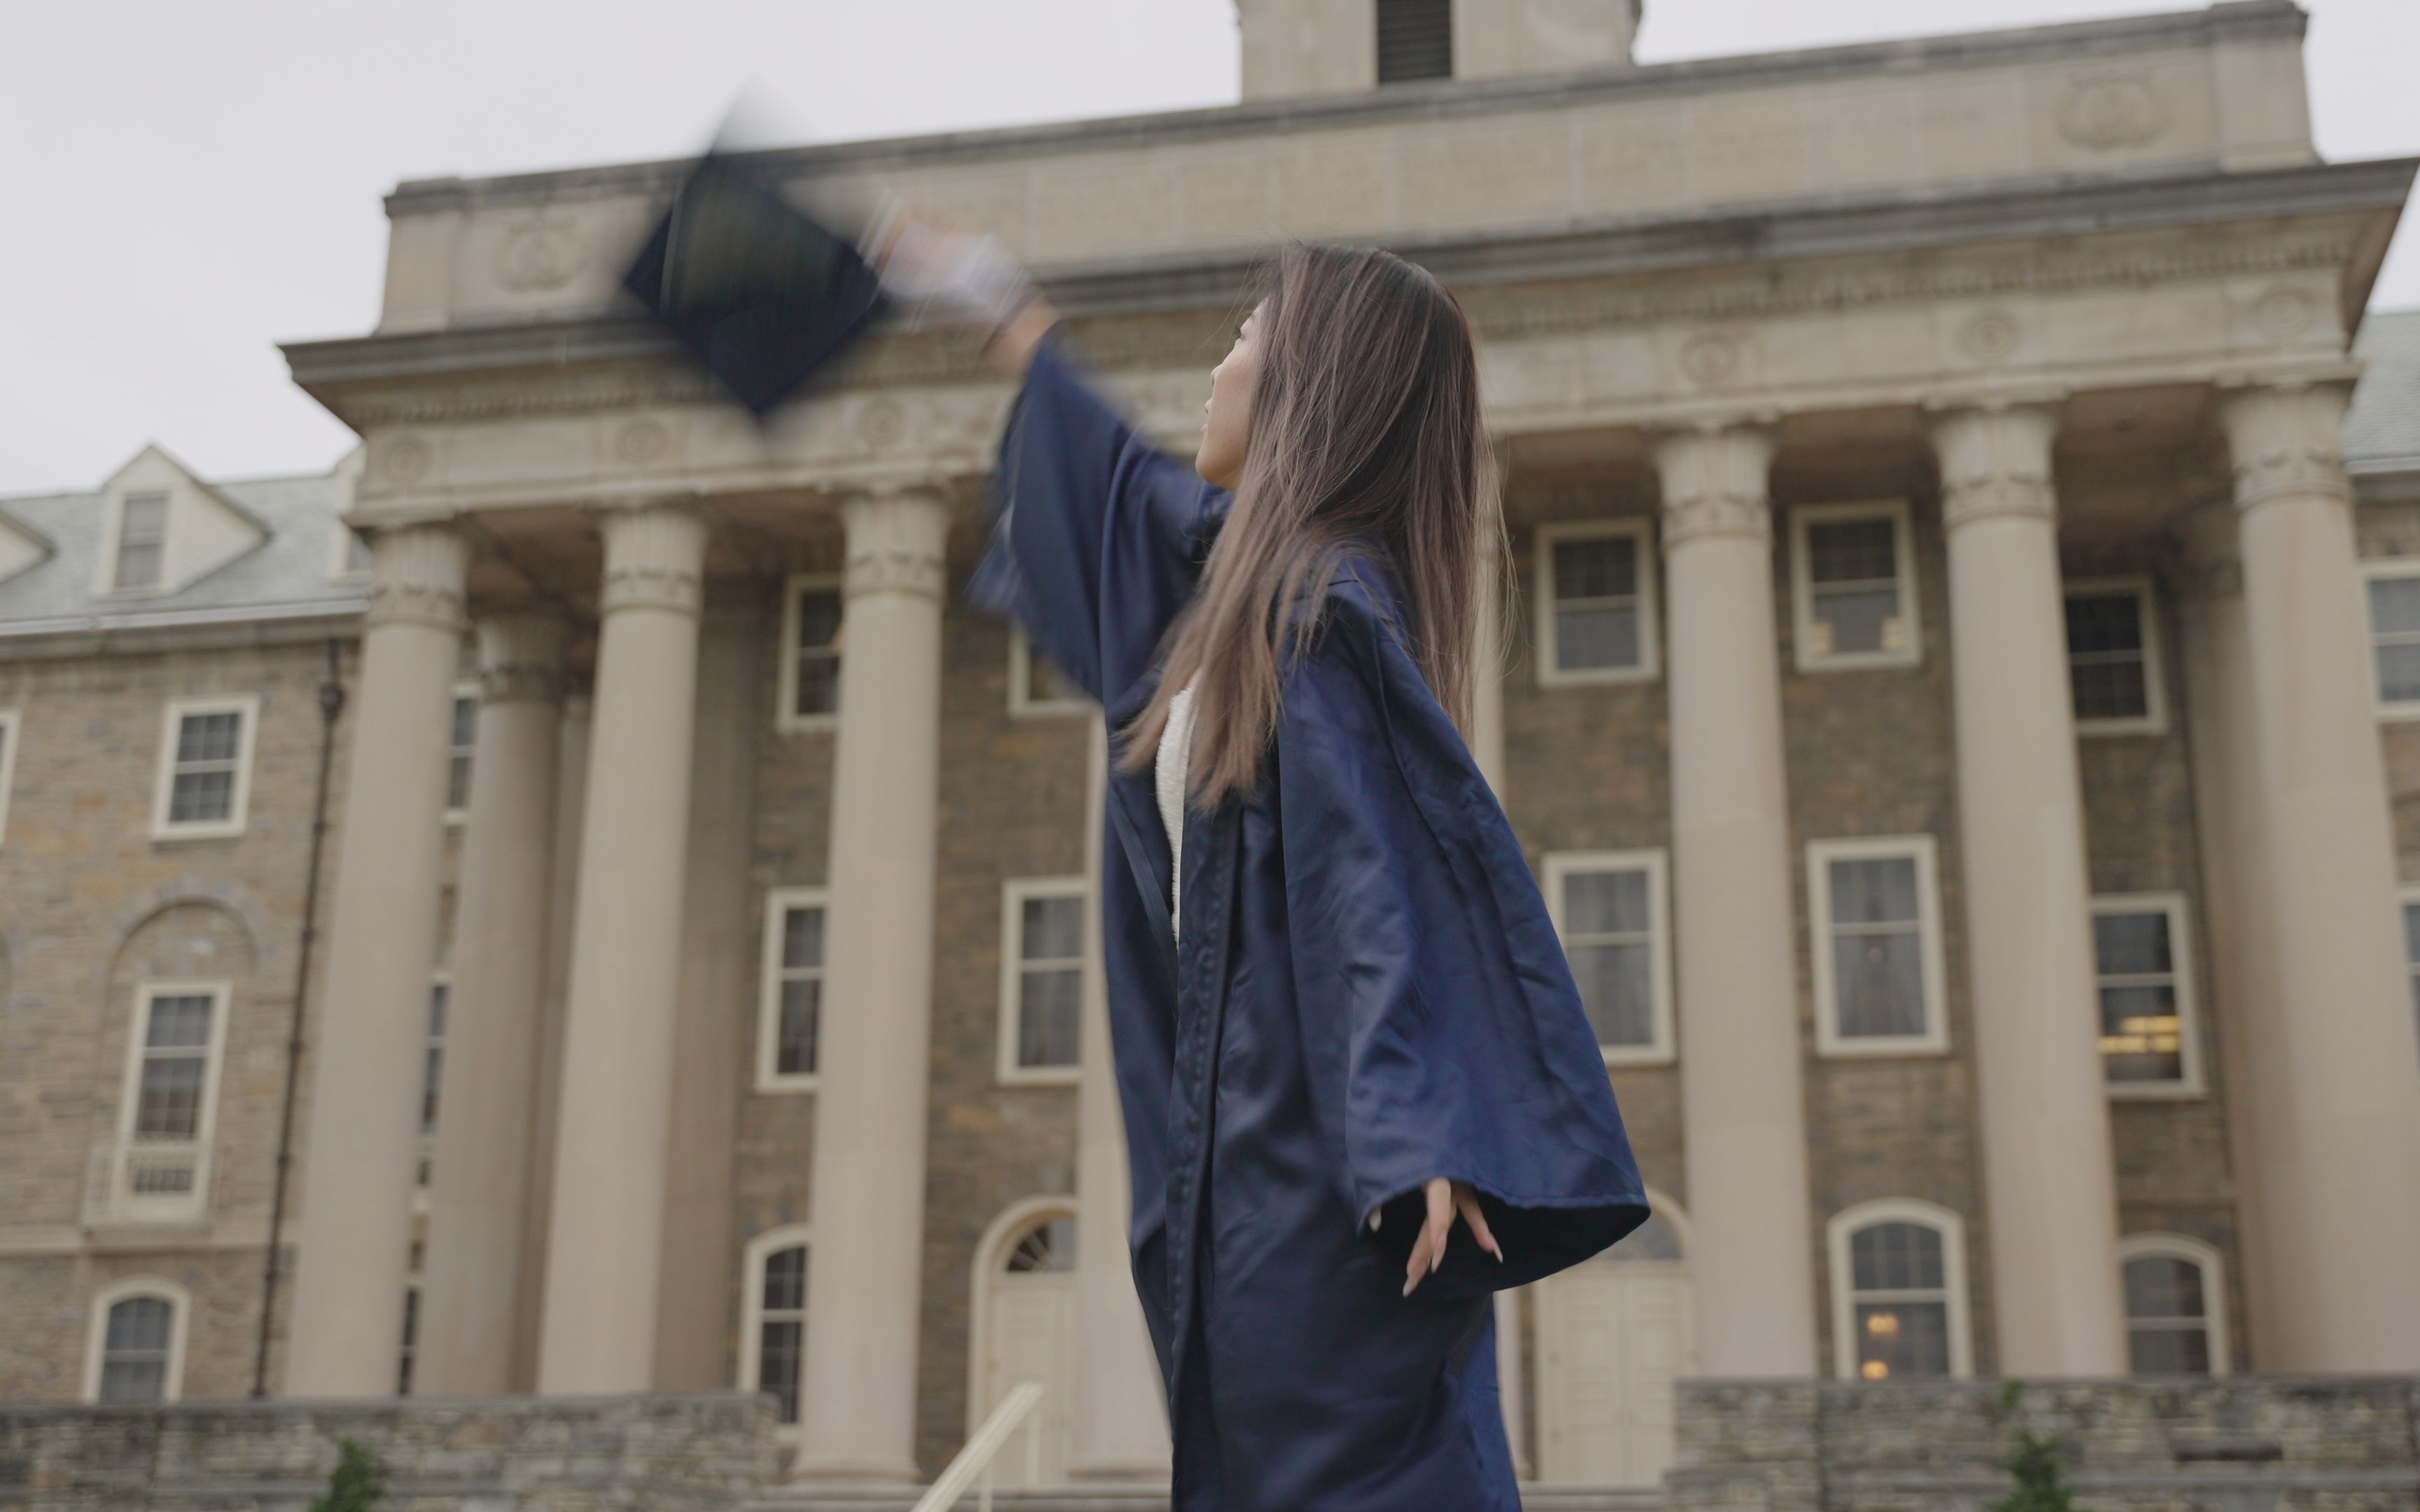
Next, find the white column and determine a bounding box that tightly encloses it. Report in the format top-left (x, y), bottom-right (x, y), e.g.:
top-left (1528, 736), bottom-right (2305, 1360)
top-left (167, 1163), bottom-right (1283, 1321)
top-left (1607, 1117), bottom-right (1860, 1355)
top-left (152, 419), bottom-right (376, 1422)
top-left (1931, 403), bottom-right (2126, 1376)
top-left (1069, 713), bottom-right (1174, 1478)
top-left (535, 503), bottom-right (710, 1392)
top-left (1653, 426), bottom-right (1819, 1377)
top-left (417, 611), bottom-right (567, 1396)
top-left (284, 523), bottom-right (468, 1396)
top-left (793, 487), bottom-right (950, 1481)
top-left (2218, 383), bottom-right (2420, 1370)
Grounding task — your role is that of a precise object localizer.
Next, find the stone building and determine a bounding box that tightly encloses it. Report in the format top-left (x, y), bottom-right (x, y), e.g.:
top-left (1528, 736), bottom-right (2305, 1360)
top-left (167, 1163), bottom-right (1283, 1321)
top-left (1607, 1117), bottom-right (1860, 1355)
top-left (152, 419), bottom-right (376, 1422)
top-left (3, 0), bottom-right (2418, 1498)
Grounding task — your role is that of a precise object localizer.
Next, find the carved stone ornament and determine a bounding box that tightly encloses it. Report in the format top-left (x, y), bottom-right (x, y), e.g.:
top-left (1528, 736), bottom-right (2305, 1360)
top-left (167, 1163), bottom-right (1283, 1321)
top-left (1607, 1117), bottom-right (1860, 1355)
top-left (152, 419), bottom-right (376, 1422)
top-left (2057, 73), bottom-right (2170, 151)
top-left (600, 561), bottom-right (704, 616)
top-left (597, 505), bottom-right (709, 617)
top-left (377, 434), bottom-right (433, 484)
top-left (1654, 427), bottom-right (1774, 547)
top-left (613, 417), bottom-right (671, 466)
top-left (1933, 407), bottom-right (2059, 533)
top-left (1676, 331), bottom-right (1744, 391)
top-left (856, 398), bottom-right (908, 449)
top-left (366, 578), bottom-right (468, 633)
top-left (843, 491), bottom-right (951, 600)
top-left (363, 525), bottom-right (470, 633)
top-left (496, 216), bottom-right (585, 292)
top-left (2254, 287), bottom-right (2316, 344)
top-left (1957, 311), bottom-right (2023, 366)
top-left (2223, 385), bottom-right (2353, 514)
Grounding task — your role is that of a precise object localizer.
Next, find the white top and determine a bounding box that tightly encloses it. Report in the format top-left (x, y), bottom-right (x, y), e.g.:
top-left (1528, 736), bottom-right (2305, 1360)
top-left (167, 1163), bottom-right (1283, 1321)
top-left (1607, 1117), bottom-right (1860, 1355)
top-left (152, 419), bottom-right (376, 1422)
top-left (1155, 681), bottom-right (1198, 941)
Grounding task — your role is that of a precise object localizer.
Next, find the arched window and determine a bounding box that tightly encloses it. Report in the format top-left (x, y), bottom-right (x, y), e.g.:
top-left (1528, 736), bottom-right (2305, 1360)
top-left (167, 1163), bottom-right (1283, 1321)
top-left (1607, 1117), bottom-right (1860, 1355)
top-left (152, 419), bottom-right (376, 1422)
top-left (1828, 1200), bottom-right (1973, 1381)
top-left (85, 1280), bottom-right (188, 1404)
top-left (2120, 1234), bottom-right (2229, 1376)
top-left (739, 1226), bottom-right (811, 1429)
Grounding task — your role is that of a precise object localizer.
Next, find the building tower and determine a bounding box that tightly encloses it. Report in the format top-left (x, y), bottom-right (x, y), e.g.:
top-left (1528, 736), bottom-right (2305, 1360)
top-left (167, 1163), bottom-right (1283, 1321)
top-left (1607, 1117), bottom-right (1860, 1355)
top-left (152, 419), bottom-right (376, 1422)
top-left (1239, 0), bottom-right (1641, 101)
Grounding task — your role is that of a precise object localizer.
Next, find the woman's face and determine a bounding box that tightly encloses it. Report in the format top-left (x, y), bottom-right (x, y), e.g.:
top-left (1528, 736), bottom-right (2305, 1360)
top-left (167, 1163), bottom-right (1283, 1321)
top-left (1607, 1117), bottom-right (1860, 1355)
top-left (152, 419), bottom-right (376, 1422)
top-left (1195, 301), bottom-right (1265, 490)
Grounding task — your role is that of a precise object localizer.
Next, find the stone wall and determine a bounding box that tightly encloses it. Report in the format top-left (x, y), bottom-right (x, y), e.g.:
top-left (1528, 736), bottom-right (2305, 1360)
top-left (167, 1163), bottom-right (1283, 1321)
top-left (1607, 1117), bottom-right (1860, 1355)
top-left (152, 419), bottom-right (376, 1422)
top-left (1667, 1378), bottom-right (2420, 1511)
top-left (0, 1392), bottom-right (777, 1511)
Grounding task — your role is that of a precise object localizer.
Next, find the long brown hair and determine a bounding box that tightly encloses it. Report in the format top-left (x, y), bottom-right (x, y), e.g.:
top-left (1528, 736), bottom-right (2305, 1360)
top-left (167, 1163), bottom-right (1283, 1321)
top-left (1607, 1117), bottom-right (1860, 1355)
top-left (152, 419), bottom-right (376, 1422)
top-left (1118, 242), bottom-right (1490, 806)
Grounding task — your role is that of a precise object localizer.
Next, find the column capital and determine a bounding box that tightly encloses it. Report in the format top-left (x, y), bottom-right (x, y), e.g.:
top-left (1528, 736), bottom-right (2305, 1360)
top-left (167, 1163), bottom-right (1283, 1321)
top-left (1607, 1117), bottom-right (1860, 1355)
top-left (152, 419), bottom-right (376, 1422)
top-left (474, 610), bottom-right (572, 704)
top-left (2219, 380), bottom-right (2354, 515)
top-left (1929, 403), bottom-right (2060, 533)
top-left (597, 503), bottom-right (709, 619)
top-left (364, 523), bottom-right (471, 633)
top-left (842, 486), bottom-right (951, 601)
top-left (1652, 422), bottom-right (1776, 549)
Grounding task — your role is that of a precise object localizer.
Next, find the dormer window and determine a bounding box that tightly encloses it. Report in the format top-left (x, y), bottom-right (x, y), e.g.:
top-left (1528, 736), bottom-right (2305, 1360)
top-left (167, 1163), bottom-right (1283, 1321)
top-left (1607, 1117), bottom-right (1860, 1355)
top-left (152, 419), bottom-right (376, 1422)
top-left (114, 493), bottom-right (169, 591)
top-left (1377, 0), bottom-right (1453, 84)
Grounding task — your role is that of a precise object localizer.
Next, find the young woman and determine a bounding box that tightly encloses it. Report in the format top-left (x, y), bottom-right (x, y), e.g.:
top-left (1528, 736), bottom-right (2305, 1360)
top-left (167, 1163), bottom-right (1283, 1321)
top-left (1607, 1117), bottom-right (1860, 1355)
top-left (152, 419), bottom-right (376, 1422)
top-left (871, 215), bottom-right (1648, 1511)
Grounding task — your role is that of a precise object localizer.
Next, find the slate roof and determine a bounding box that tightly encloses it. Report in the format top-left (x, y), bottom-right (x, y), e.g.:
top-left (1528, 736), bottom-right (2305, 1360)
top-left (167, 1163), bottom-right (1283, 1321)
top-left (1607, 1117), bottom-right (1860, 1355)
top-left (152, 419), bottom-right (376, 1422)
top-left (2350, 307), bottom-right (2420, 479)
top-left (0, 465), bottom-right (365, 631)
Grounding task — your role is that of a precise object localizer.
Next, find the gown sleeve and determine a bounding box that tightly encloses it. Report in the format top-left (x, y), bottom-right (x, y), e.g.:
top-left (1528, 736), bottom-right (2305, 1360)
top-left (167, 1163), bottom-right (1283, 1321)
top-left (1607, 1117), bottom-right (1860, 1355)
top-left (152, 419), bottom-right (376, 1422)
top-left (1277, 571), bottom-right (1650, 1298)
top-left (965, 328), bottom-right (1232, 705)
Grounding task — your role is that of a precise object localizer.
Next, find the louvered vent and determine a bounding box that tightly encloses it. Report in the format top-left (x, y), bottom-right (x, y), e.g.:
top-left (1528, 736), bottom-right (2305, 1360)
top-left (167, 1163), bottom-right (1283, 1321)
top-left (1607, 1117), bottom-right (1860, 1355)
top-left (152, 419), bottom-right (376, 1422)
top-left (1376, 0), bottom-right (1453, 85)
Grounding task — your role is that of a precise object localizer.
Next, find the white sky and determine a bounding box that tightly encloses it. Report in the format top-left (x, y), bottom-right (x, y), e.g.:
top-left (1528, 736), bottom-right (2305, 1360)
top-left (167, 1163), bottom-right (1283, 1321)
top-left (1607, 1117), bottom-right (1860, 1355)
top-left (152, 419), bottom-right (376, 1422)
top-left (1, 0), bottom-right (2412, 496)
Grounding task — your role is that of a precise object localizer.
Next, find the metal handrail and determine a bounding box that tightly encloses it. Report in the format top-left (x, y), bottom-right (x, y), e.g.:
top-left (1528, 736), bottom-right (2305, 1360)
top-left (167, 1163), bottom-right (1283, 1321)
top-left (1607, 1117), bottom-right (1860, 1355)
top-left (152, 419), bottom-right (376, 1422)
top-left (909, 1381), bottom-right (1046, 1512)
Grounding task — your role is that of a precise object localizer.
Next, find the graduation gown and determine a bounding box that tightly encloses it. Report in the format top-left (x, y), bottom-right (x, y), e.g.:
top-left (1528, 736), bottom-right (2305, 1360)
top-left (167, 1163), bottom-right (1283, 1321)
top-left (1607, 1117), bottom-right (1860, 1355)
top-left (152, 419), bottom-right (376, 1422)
top-left (968, 330), bottom-right (1649, 1511)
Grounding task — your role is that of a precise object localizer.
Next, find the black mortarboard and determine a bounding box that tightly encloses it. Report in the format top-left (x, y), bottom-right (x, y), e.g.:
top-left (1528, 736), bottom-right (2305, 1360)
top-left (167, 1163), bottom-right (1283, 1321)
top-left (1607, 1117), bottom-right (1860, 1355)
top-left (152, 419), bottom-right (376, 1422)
top-left (623, 151), bottom-right (886, 416)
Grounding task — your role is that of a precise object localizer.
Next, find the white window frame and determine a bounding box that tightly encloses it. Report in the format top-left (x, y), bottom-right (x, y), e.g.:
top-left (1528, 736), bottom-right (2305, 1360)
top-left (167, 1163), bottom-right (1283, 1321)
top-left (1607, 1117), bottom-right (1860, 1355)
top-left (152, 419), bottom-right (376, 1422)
top-left (151, 695), bottom-right (259, 840)
top-left (1541, 849), bottom-right (1676, 1066)
top-left (111, 981), bottom-right (232, 1224)
top-left (1790, 499), bottom-right (1921, 673)
top-left (1827, 1197), bottom-right (1973, 1382)
top-left (739, 1224), bottom-right (813, 1441)
top-left (0, 707), bottom-right (20, 848)
top-left (330, 520), bottom-right (374, 583)
top-left (2358, 561), bottom-right (2420, 722)
top-left (2118, 1232), bottom-right (2230, 1377)
top-left (82, 1278), bottom-right (192, 1404)
top-left (445, 681), bottom-right (477, 825)
top-left (756, 887), bottom-right (828, 1093)
top-left (1533, 518), bottom-right (1662, 687)
top-left (998, 876), bottom-right (1088, 1087)
top-left (97, 490), bottom-right (176, 598)
top-left (2064, 575), bottom-right (2169, 736)
top-left (776, 573), bottom-right (844, 733)
top-left (2089, 892), bottom-right (2205, 1100)
top-left (1808, 835), bottom-right (1949, 1058)
top-left (1009, 625), bottom-right (1091, 717)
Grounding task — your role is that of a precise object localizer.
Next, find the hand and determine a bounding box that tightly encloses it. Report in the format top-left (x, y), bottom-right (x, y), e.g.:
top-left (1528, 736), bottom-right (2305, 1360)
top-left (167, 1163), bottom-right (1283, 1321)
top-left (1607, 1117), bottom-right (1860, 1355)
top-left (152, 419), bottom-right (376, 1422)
top-left (858, 198), bottom-right (1039, 338)
top-left (1378, 1177), bottom-right (1503, 1297)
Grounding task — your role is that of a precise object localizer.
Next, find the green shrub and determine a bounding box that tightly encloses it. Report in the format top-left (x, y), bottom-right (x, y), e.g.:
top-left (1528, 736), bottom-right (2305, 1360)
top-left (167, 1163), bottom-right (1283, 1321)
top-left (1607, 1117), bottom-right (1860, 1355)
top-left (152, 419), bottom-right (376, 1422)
top-left (308, 1437), bottom-right (386, 1512)
top-left (1989, 1381), bottom-right (2078, 1512)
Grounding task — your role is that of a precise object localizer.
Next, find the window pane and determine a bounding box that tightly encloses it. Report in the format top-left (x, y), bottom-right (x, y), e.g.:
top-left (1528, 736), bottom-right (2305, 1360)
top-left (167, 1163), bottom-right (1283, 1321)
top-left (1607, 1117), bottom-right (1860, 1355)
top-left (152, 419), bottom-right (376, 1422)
top-left (2094, 911), bottom-right (2172, 976)
top-left (176, 713), bottom-right (239, 765)
top-left (794, 654), bottom-right (840, 718)
top-left (447, 698), bottom-right (475, 809)
top-left (1022, 895), bottom-right (1084, 962)
top-left (122, 495), bottom-right (167, 541)
top-left (1834, 929), bottom-right (1927, 1039)
top-left (2128, 1324), bottom-right (2211, 1376)
top-left (99, 1358), bottom-right (167, 1404)
top-left (2065, 593), bottom-right (2144, 655)
top-left (1564, 869), bottom-right (1649, 936)
top-left (2370, 575), bottom-right (2420, 636)
top-left (106, 1296), bottom-right (173, 1354)
top-left (146, 996), bottom-right (212, 1049)
top-left (760, 1320), bottom-right (802, 1422)
top-left (778, 979), bottom-right (820, 1077)
top-left (2071, 658), bottom-right (2149, 722)
top-left (169, 771), bottom-right (234, 824)
top-left (1851, 1222), bottom-right (1945, 1291)
top-left (1555, 603), bottom-right (1641, 672)
top-left (1569, 941), bottom-right (1654, 1047)
top-left (1812, 587), bottom-right (1901, 656)
top-left (1854, 1299), bottom-right (1951, 1380)
top-left (116, 542), bottom-right (162, 590)
top-left (1807, 518), bottom-right (1897, 584)
top-left (2099, 984), bottom-right (2183, 1082)
top-left (2122, 1255), bottom-right (2206, 1320)
top-left (1019, 967), bottom-right (1082, 1068)
top-left (782, 905), bottom-right (824, 972)
top-left (1830, 858), bottom-right (1918, 925)
top-left (2377, 642), bottom-right (2420, 704)
top-left (1008, 1216), bottom-right (1077, 1273)
top-left (795, 589), bottom-right (842, 650)
top-left (1375, 0), bottom-right (1452, 83)
top-left (136, 1056), bottom-right (205, 1138)
top-left (422, 1045), bottom-right (445, 1133)
top-left (761, 1246), bottom-right (806, 1310)
top-left (1553, 536), bottom-right (1636, 601)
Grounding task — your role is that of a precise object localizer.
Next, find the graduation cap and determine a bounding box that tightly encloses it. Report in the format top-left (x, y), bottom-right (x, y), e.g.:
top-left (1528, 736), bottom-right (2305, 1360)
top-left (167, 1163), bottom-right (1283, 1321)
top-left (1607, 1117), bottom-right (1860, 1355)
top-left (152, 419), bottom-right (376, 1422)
top-left (623, 151), bottom-right (886, 416)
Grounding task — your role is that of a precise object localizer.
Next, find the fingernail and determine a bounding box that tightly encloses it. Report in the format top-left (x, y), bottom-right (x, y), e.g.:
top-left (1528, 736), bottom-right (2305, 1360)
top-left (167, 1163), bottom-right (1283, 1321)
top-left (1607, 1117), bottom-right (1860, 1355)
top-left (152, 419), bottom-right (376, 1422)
top-left (1370, 1210), bottom-right (1382, 1233)
top-left (1402, 1275), bottom-right (1416, 1298)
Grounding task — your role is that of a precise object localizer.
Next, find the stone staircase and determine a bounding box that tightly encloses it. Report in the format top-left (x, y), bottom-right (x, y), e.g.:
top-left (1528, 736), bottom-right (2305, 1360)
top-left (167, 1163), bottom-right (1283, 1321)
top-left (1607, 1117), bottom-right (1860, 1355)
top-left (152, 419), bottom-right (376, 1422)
top-left (746, 1485), bottom-right (1665, 1512)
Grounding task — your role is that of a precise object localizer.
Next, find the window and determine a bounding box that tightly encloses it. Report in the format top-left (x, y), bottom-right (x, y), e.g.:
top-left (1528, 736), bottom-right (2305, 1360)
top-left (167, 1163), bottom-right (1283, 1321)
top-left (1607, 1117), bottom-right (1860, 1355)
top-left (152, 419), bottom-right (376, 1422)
top-left (778, 576), bottom-right (844, 729)
top-left (1828, 1200), bottom-right (1972, 1382)
top-left (2402, 889), bottom-right (2420, 1071)
top-left (757, 888), bottom-right (827, 1092)
top-left (1009, 626), bottom-right (1090, 716)
top-left (84, 1281), bottom-right (189, 1404)
top-left (1809, 837), bottom-right (1947, 1056)
top-left (2065, 579), bottom-right (2166, 734)
top-left (1543, 850), bottom-right (1674, 1065)
top-left (397, 1284), bottom-right (422, 1395)
top-left (151, 696), bottom-right (258, 839)
top-left (2363, 564), bottom-right (2420, 718)
top-left (1534, 521), bottom-right (1660, 686)
top-left (111, 983), bottom-right (230, 1218)
top-left (2090, 895), bottom-right (2203, 1098)
top-left (1791, 501), bottom-right (1919, 671)
top-left (417, 975), bottom-right (449, 1187)
top-left (1376, 0), bottom-right (1452, 83)
top-left (445, 686), bottom-right (476, 818)
top-left (2119, 1235), bottom-right (2228, 1376)
top-left (0, 708), bottom-right (19, 847)
top-left (111, 492), bottom-right (169, 592)
top-left (740, 1227), bottom-right (812, 1430)
top-left (999, 878), bottom-right (1086, 1084)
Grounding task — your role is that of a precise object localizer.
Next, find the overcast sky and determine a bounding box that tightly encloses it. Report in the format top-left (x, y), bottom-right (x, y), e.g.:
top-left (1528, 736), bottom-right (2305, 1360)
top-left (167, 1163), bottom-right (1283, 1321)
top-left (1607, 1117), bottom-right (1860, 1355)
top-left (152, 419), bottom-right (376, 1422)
top-left (1, 0), bottom-right (2412, 496)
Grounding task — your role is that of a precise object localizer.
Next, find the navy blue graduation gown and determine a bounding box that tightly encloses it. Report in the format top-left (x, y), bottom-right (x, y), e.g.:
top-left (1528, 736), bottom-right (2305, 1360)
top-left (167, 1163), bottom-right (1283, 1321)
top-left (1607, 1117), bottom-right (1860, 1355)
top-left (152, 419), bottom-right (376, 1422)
top-left (968, 331), bottom-right (1648, 1511)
